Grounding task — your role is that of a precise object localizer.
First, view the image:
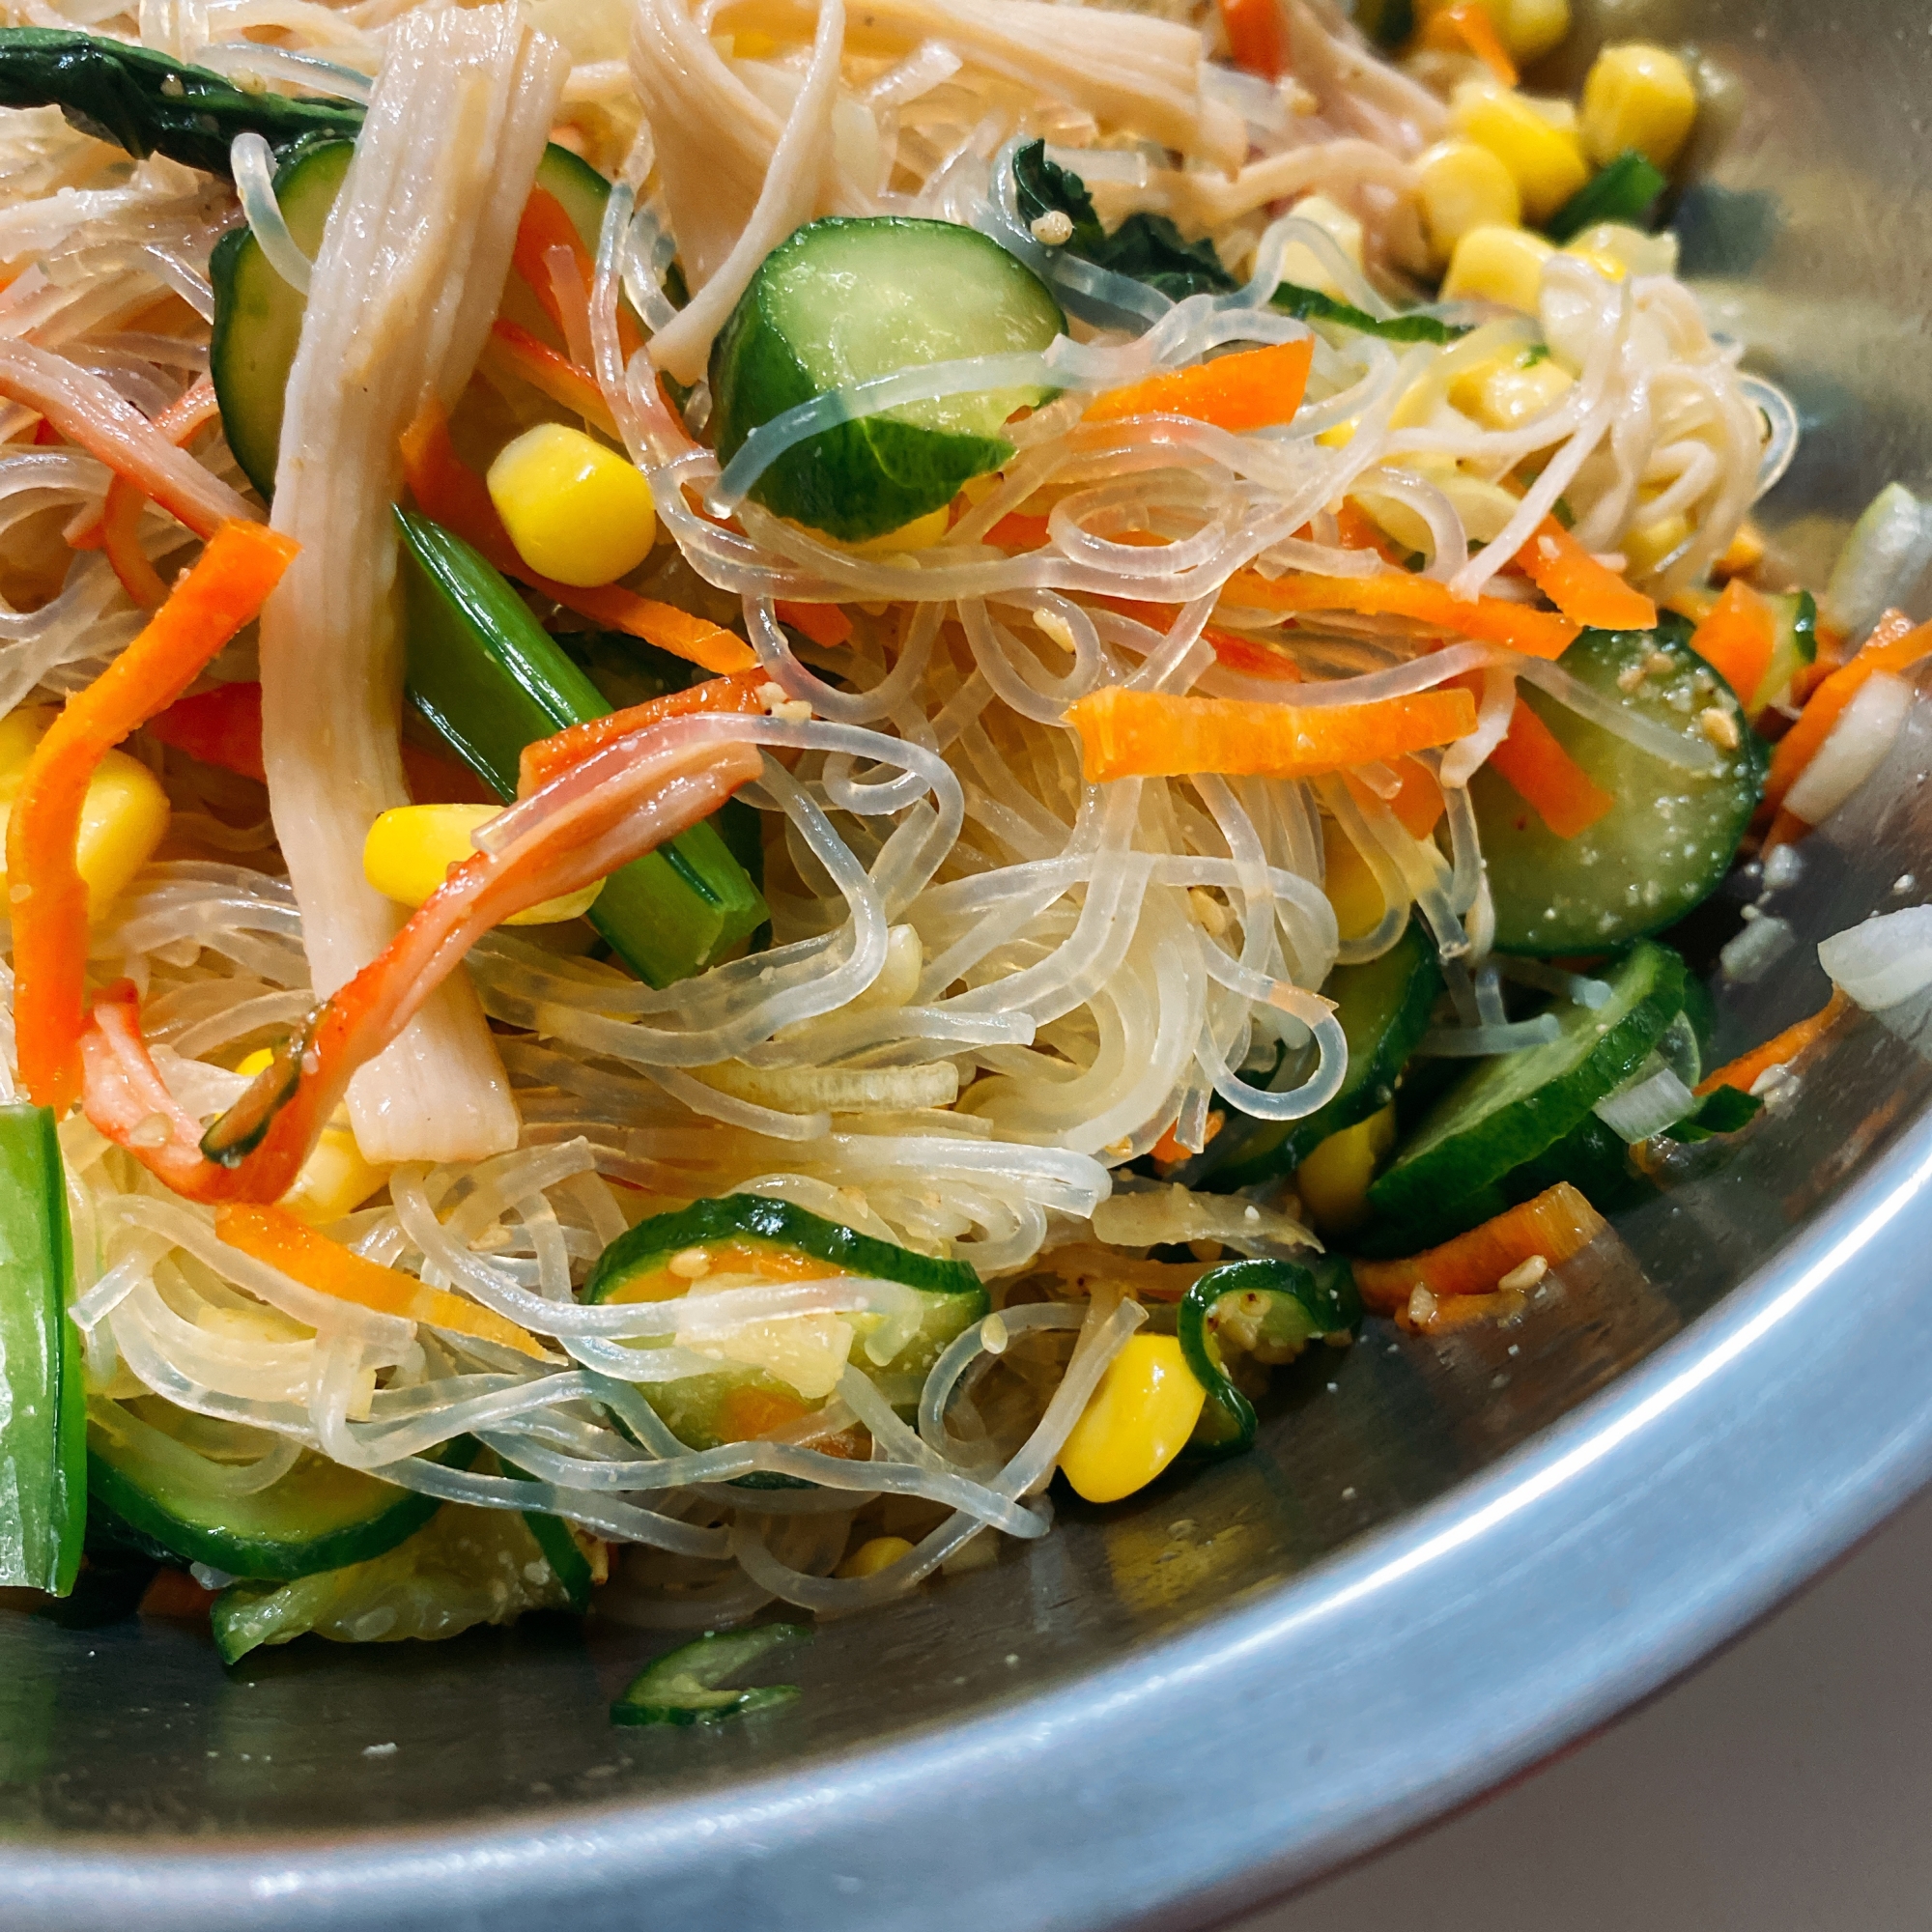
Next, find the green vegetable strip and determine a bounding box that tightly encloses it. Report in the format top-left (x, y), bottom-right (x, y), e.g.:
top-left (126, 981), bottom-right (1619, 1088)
top-left (1545, 150), bottom-right (1669, 243)
top-left (0, 1103), bottom-right (84, 1594)
top-left (0, 27), bottom-right (364, 177)
top-left (611, 1624), bottom-right (808, 1726)
top-left (397, 511), bottom-right (766, 987)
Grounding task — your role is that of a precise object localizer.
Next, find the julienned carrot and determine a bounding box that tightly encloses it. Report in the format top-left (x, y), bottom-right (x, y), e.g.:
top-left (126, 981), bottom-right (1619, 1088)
top-left (399, 404), bottom-right (754, 675)
top-left (775, 600), bottom-right (854, 648)
top-left (1344, 755), bottom-right (1444, 838)
top-left (1517, 517), bottom-right (1656, 633)
top-left (1087, 338), bottom-right (1315, 435)
top-left (1486, 696), bottom-right (1615, 838)
top-left (1692, 988), bottom-right (1850, 1100)
top-left (984, 512), bottom-right (1052, 550)
top-left (483, 320), bottom-right (619, 439)
top-left (1335, 499), bottom-right (1408, 567)
top-left (1689, 578), bottom-right (1776, 709)
top-left (1065, 683), bottom-right (1477, 782)
top-left (518, 668), bottom-right (771, 793)
top-left (146, 679), bottom-right (492, 804)
top-left (215, 1203), bottom-right (548, 1360)
top-left (1218, 0), bottom-right (1285, 78)
top-left (1422, 0), bottom-right (1517, 84)
top-left (13, 522), bottom-right (298, 1114)
top-left (1205, 624), bottom-right (1303, 680)
top-left (1224, 567), bottom-right (1580, 661)
top-left (1353, 1182), bottom-right (1606, 1312)
top-left (1762, 615), bottom-right (1932, 817)
top-left (511, 187), bottom-right (641, 363)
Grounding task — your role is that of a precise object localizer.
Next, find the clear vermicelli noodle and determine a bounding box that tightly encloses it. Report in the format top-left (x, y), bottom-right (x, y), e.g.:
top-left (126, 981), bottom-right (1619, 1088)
top-left (0, 0), bottom-right (1875, 1670)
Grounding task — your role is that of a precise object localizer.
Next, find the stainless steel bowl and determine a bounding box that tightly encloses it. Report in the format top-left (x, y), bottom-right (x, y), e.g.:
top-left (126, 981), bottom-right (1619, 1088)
top-left (9, 2), bottom-right (1932, 1924)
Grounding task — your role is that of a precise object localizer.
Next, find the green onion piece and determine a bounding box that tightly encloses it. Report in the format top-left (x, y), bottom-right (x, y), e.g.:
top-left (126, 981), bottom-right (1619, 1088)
top-left (1545, 150), bottom-right (1669, 244)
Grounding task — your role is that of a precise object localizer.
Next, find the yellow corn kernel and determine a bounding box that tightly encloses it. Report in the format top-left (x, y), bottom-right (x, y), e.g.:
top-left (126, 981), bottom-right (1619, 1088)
top-left (837, 1534), bottom-right (916, 1579)
top-left (845, 504), bottom-right (952, 556)
top-left (1058, 1334), bottom-right (1207, 1505)
top-left (487, 422), bottom-right (656, 588)
top-left (1274, 192), bottom-right (1367, 300)
top-left (0, 736), bottom-right (170, 918)
top-left (1440, 223), bottom-right (1554, 313)
top-left (1714, 518), bottom-right (1766, 581)
top-left (1294, 1102), bottom-right (1399, 1238)
top-left (362, 803), bottom-right (604, 925)
top-left (1316, 419), bottom-right (1357, 449)
top-left (1321, 813), bottom-right (1385, 940)
top-left (1581, 43), bottom-right (1697, 170)
top-left (1451, 82), bottom-right (1589, 224)
top-left (1414, 140), bottom-right (1521, 268)
top-left (1450, 350), bottom-right (1575, 431)
top-left (0, 703), bottom-right (49, 775)
top-left (1497, 0), bottom-right (1569, 64)
top-left (235, 1048), bottom-right (388, 1223)
top-left (1622, 511), bottom-right (1690, 576)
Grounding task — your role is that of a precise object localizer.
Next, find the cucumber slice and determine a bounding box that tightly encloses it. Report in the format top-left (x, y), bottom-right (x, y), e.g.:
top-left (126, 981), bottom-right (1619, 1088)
top-left (1364, 940), bottom-right (1688, 1251)
top-left (1750, 589), bottom-right (1817, 717)
top-left (611, 1624), bottom-right (807, 1726)
top-left (210, 1500), bottom-right (572, 1663)
top-left (585, 1194), bottom-right (986, 1453)
top-left (211, 140), bottom-right (611, 499)
top-left (709, 216), bottom-right (1065, 542)
top-left (1474, 624), bottom-right (1766, 954)
top-left (86, 1397), bottom-right (472, 1582)
top-left (496, 1452), bottom-right (595, 1612)
top-left (1198, 923), bottom-right (1441, 1190)
top-left (398, 510), bottom-right (766, 984)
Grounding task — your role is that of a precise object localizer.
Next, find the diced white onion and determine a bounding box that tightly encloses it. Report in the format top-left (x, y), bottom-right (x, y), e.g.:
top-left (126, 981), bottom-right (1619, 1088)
top-left (1594, 1064), bottom-right (1694, 1142)
top-left (1823, 483), bottom-right (1932, 639)
top-left (1819, 904), bottom-right (1932, 1010)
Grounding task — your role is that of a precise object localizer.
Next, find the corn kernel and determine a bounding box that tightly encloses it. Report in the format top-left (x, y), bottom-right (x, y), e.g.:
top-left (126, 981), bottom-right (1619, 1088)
top-left (1581, 43), bottom-right (1697, 170)
top-left (1295, 1102), bottom-right (1399, 1238)
top-left (362, 803), bottom-right (604, 925)
top-left (0, 719), bottom-right (170, 917)
top-left (1316, 419), bottom-right (1357, 449)
top-left (1714, 519), bottom-right (1766, 581)
top-left (1058, 1334), bottom-right (1207, 1504)
top-left (1623, 511), bottom-right (1690, 576)
top-left (1440, 223), bottom-right (1554, 312)
top-left (1498, 0), bottom-right (1569, 64)
top-left (1451, 81), bottom-right (1589, 224)
top-left (1450, 350), bottom-right (1574, 430)
top-left (1321, 813), bottom-right (1386, 940)
top-left (845, 504), bottom-right (952, 556)
top-left (1276, 192), bottom-right (1367, 299)
top-left (487, 422), bottom-right (656, 588)
top-left (837, 1534), bottom-right (916, 1579)
top-left (235, 1048), bottom-right (388, 1223)
top-left (1414, 140), bottom-right (1521, 268)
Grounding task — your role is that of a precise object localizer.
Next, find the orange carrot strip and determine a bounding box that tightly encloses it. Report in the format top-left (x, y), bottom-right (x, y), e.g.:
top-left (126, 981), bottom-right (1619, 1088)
top-left (483, 320), bottom-right (619, 438)
top-left (1517, 517), bottom-right (1656, 633)
top-left (511, 187), bottom-right (641, 362)
top-left (1763, 616), bottom-right (1932, 818)
top-left (1423, 0), bottom-right (1516, 83)
top-left (1689, 578), bottom-right (1776, 708)
top-left (1693, 987), bottom-right (1850, 1100)
top-left (1087, 338), bottom-right (1315, 435)
top-left (1758, 805), bottom-right (1807, 855)
top-left (1335, 499), bottom-right (1409, 567)
top-left (518, 668), bottom-right (772, 794)
top-left (215, 1203), bottom-right (549, 1359)
top-left (985, 511), bottom-right (1052, 550)
top-left (775, 600), bottom-right (854, 648)
top-left (399, 404), bottom-right (753, 674)
top-left (139, 1569), bottom-right (217, 1620)
top-left (1353, 1182), bottom-right (1606, 1313)
top-left (1346, 754), bottom-right (1445, 838)
top-left (1225, 567), bottom-right (1580, 661)
top-left (1485, 696), bottom-right (1615, 838)
top-left (1205, 624), bottom-right (1303, 680)
top-left (13, 522), bottom-right (298, 1112)
top-left (1065, 683), bottom-right (1477, 782)
top-left (1218, 0), bottom-right (1286, 77)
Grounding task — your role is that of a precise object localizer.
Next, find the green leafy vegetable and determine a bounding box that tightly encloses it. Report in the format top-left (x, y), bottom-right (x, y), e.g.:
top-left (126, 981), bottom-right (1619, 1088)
top-left (0, 27), bottom-right (363, 177)
top-left (1546, 150), bottom-right (1669, 244)
top-left (611, 1624), bottom-right (808, 1726)
top-left (1664, 1086), bottom-right (1764, 1142)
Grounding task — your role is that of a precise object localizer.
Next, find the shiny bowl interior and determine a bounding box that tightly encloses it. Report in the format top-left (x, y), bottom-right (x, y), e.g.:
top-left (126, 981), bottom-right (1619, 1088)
top-left (9, 0), bottom-right (1932, 1923)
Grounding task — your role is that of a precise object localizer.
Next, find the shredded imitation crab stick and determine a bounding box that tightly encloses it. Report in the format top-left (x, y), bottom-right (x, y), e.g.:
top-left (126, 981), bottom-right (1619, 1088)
top-left (216, 1204), bottom-right (548, 1360)
top-left (12, 521), bottom-right (299, 1116)
top-left (1086, 338), bottom-right (1315, 435)
top-left (399, 402), bottom-right (753, 675)
top-left (1486, 696), bottom-right (1616, 838)
top-left (1065, 684), bottom-right (1477, 782)
top-left (1353, 1183), bottom-right (1607, 1312)
top-left (1224, 567), bottom-right (1580, 660)
top-left (516, 669), bottom-right (769, 794)
top-left (1516, 517), bottom-right (1657, 633)
top-left (80, 727), bottom-right (763, 1203)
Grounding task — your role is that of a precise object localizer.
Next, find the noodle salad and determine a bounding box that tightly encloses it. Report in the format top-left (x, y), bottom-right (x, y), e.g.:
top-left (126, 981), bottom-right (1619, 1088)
top-left (0, 0), bottom-right (1919, 1695)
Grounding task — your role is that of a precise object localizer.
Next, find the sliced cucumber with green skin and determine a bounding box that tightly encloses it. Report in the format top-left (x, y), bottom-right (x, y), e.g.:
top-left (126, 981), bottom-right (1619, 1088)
top-left (1751, 589), bottom-right (1818, 717)
top-left (496, 1453), bottom-right (594, 1612)
top-left (398, 510), bottom-right (766, 985)
top-left (585, 1194), bottom-right (987, 1453)
top-left (611, 1624), bottom-right (807, 1727)
top-left (709, 216), bottom-right (1065, 542)
top-left (1364, 940), bottom-right (1689, 1252)
top-left (86, 1398), bottom-right (474, 1583)
top-left (1197, 923), bottom-right (1441, 1191)
top-left (1475, 624), bottom-right (1766, 954)
top-left (1179, 1257), bottom-right (1361, 1455)
top-left (211, 139), bottom-right (614, 499)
